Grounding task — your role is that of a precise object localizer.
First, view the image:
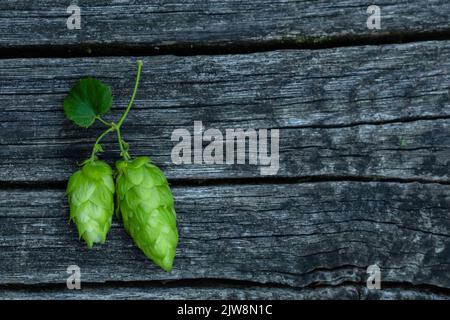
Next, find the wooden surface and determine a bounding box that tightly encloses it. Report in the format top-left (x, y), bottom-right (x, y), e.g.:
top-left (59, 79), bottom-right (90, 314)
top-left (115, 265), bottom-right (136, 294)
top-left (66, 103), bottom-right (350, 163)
top-left (1, 43), bottom-right (450, 182)
top-left (1, 182), bottom-right (450, 288)
top-left (1, 1), bottom-right (449, 50)
top-left (0, 1), bottom-right (449, 300)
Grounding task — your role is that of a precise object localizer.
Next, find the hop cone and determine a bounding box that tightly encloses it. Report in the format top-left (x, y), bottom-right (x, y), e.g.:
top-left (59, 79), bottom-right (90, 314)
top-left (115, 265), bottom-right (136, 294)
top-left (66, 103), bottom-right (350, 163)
top-left (115, 156), bottom-right (178, 272)
top-left (67, 160), bottom-right (115, 248)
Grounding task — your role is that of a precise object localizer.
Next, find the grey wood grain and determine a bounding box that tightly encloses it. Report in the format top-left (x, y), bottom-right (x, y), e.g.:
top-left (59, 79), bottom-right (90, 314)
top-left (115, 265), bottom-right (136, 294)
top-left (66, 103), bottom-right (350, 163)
top-left (0, 1), bottom-right (449, 48)
top-left (1, 41), bottom-right (449, 182)
top-left (1, 284), bottom-right (449, 300)
top-left (361, 287), bottom-right (450, 300)
top-left (0, 284), bottom-right (360, 300)
top-left (0, 182), bottom-right (449, 290)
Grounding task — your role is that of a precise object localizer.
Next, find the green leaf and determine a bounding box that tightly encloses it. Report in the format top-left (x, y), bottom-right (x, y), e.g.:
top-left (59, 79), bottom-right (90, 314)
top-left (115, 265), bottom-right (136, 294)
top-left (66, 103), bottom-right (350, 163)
top-left (64, 77), bottom-right (113, 128)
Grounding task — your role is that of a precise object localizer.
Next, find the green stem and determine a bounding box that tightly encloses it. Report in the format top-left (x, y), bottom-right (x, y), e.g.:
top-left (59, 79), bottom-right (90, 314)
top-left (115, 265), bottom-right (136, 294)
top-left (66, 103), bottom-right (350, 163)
top-left (90, 126), bottom-right (115, 161)
top-left (96, 116), bottom-right (113, 127)
top-left (117, 60), bottom-right (143, 129)
top-left (114, 60), bottom-right (143, 161)
top-left (116, 127), bottom-right (130, 160)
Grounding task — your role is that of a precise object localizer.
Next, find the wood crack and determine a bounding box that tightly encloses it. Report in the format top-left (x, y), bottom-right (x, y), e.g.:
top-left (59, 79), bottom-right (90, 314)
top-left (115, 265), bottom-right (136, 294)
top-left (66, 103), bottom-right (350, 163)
top-left (1, 30), bottom-right (450, 59)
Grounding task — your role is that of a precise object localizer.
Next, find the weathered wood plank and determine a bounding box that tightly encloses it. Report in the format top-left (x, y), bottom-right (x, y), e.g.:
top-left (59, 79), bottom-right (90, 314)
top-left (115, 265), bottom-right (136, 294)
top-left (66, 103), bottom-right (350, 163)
top-left (361, 287), bottom-right (450, 300)
top-left (2, 119), bottom-right (449, 182)
top-left (0, 284), bottom-right (360, 300)
top-left (0, 42), bottom-right (449, 182)
top-left (1, 285), bottom-right (448, 300)
top-left (0, 182), bottom-right (449, 289)
top-left (0, 1), bottom-right (449, 48)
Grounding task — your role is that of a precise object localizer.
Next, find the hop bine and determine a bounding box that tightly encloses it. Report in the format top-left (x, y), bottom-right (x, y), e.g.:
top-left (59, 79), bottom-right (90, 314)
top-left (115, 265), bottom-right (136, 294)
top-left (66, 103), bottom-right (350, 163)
top-left (67, 160), bottom-right (115, 248)
top-left (115, 156), bottom-right (178, 272)
top-left (64, 61), bottom-right (179, 271)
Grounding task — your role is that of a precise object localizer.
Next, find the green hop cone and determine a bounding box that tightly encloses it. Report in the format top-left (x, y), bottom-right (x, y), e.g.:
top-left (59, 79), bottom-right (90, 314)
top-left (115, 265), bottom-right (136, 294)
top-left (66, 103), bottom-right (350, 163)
top-left (115, 156), bottom-right (178, 272)
top-left (67, 160), bottom-right (115, 248)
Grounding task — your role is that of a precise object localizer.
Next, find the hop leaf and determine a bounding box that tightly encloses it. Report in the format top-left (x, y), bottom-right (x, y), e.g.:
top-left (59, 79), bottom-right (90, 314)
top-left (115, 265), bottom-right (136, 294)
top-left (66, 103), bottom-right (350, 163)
top-left (64, 77), bottom-right (113, 128)
top-left (115, 157), bottom-right (178, 272)
top-left (67, 160), bottom-right (115, 248)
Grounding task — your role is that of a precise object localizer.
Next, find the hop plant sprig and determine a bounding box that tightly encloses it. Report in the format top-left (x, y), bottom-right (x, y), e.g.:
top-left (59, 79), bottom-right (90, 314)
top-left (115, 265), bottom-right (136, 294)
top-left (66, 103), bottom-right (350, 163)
top-left (64, 60), bottom-right (179, 272)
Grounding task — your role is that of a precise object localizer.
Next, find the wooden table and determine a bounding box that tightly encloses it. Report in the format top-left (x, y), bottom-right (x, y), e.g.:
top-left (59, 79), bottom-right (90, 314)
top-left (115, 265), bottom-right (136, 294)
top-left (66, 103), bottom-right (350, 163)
top-left (0, 1), bottom-right (449, 299)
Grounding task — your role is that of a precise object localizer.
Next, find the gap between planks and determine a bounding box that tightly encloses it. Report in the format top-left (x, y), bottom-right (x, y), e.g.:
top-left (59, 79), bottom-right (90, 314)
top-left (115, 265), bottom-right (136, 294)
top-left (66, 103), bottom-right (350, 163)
top-left (1, 29), bottom-right (450, 59)
top-left (1, 175), bottom-right (450, 191)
